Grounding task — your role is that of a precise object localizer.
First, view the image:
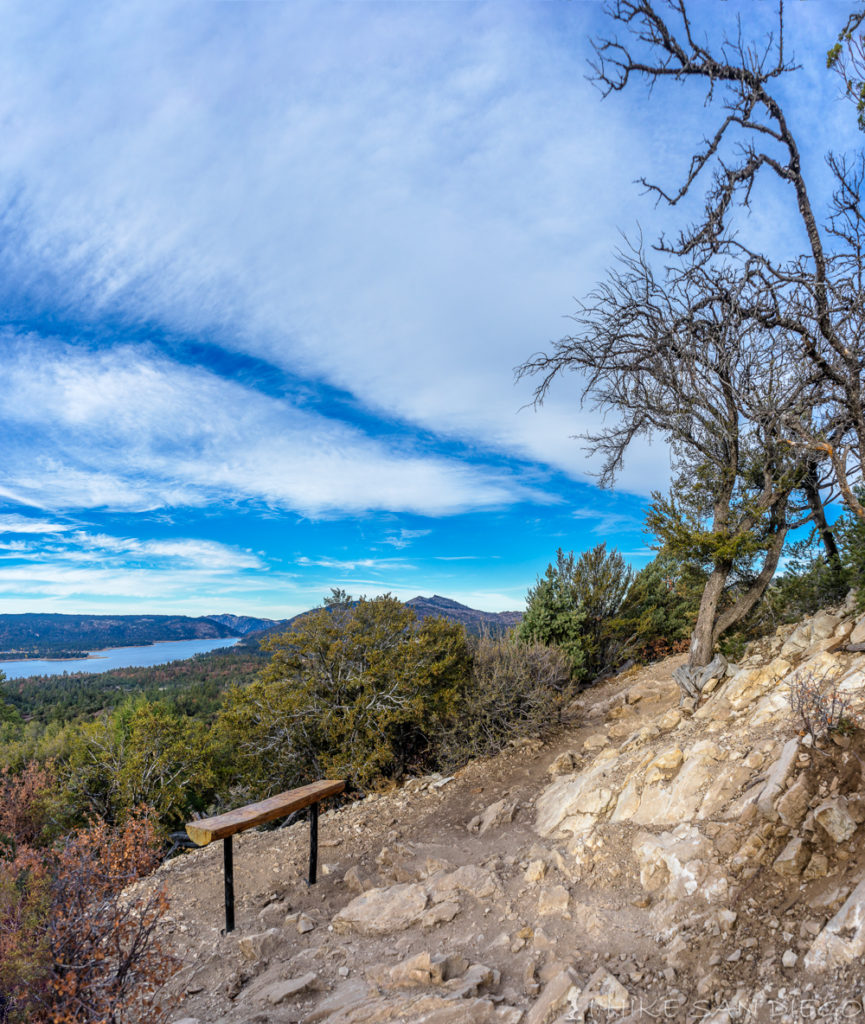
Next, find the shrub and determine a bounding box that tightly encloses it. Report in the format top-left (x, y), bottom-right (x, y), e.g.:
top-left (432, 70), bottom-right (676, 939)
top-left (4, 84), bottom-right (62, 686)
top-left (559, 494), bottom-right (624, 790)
top-left (0, 766), bottom-right (175, 1024)
top-left (788, 669), bottom-right (863, 742)
top-left (59, 698), bottom-right (221, 830)
top-left (519, 544), bottom-right (632, 682)
top-left (438, 635), bottom-right (574, 769)
top-left (606, 551), bottom-right (702, 663)
top-left (218, 591), bottom-right (471, 794)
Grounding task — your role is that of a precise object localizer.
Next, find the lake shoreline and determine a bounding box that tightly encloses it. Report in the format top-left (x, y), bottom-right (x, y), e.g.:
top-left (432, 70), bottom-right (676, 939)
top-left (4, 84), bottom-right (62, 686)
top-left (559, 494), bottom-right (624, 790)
top-left (0, 637), bottom-right (240, 680)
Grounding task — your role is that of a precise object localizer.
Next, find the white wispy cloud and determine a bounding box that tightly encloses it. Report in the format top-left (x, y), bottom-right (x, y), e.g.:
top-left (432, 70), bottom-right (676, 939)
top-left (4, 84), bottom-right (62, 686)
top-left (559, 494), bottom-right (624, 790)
top-left (382, 528), bottom-right (432, 549)
top-left (0, 333), bottom-right (543, 517)
top-left (0, 1), bottom-right (686, 496)
top-left (296, 555), bottom-right (416, 573)
top-left (0, 514), bottom-right (74, 535)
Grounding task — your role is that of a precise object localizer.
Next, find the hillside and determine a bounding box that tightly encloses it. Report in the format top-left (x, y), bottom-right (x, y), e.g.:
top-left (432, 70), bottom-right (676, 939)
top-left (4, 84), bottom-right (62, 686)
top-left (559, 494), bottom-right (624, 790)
top-left (205, 614), bottom-right (278, 636)
top-left (0, 613), bottom-right (236, 658)
top-left (145, 596), bottom-right (865, 1022)
top-left (244, 595), bottom-right (522, 648)
top-left (406, 595), bottom-right (522, 634)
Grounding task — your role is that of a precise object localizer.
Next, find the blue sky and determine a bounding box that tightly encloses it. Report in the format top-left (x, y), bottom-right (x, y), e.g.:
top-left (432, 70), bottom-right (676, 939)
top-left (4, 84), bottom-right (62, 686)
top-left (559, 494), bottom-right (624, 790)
top-left (0, 1), bottom-right (856, 617)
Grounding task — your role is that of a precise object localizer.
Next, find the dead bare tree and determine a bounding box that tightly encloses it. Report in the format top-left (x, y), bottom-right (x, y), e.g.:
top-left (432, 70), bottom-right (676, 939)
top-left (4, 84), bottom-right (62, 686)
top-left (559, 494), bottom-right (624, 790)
top-left (519, 249), bottom-right (816, 697)
top-left (586, 0), bottom-right (865, 521)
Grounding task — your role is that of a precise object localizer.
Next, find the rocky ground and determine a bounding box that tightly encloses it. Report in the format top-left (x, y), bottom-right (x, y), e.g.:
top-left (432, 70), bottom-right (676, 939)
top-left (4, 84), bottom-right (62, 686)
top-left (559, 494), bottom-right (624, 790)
top-left (146, 598), bottom-right (865, 1024)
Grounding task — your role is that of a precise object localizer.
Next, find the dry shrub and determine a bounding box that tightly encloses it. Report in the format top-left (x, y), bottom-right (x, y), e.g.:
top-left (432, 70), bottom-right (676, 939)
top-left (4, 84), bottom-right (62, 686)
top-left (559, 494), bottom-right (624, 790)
top-left (788, 669), bottom-right (864, 742)
top-left (438, 635), bottom-right (575, 769)
top-left (0, 763), bottom-right (54, 853)
top-left (0, 768), bottom-right (177, 1024)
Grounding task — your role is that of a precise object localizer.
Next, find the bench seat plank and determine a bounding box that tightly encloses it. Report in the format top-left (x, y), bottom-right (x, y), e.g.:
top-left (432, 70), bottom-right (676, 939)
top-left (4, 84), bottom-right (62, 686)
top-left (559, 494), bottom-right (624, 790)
top-left (186, 780), bottom-right (345, 846)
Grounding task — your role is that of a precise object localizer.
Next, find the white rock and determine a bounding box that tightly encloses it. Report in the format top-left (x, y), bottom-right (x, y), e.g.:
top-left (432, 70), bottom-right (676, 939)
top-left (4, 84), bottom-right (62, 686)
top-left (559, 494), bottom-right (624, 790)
top-left (814, 797), bottom-right (858, 843)
top-left (756, 738), bottom-right (799, 820)
top-left (538, 884), bottom-right (570, 916)
top-left (805, 876), bottom-right (865, 970)
top-left (332, 883), bottom-right (429, 935)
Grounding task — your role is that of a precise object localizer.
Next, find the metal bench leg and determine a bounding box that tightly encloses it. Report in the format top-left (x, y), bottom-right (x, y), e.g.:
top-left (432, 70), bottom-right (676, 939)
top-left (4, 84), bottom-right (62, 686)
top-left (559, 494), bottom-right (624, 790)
top-left (308, 802), bottom-right (319, 885)
top-left (224, 835), bottom-right (235, 933)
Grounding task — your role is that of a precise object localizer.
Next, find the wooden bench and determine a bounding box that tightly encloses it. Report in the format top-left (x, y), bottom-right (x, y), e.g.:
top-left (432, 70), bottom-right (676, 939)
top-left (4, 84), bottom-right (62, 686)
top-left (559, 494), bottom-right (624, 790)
top-left (185, 779), bottom-right (346, 933)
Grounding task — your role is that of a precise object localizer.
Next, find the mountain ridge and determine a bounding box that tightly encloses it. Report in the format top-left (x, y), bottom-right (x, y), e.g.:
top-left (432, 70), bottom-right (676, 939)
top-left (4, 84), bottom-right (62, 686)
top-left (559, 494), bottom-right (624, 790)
top-left (242, 595), bottom-right (523, 646)
top-left (0, 613), bottom-right (236, 659)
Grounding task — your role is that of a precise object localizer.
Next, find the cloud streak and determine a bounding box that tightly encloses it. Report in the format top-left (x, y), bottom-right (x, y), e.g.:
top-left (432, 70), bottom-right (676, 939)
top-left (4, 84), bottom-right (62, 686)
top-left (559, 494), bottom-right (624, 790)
top-left (0, 333), bottom-right (544, 517)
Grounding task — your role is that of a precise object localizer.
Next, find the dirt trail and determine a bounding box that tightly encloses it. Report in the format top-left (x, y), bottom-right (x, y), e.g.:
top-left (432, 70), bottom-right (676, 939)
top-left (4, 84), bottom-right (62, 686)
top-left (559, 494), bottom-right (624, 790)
top-left (152, 655), bottom-right (685, 1022)
top-left (148, 620), bottom-right (865, 1023)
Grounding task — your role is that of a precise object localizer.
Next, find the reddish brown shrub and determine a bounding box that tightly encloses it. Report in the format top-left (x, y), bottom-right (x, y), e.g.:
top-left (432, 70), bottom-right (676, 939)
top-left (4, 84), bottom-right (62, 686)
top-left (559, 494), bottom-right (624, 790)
top-left (0, 791), bottom-right (177, 1024)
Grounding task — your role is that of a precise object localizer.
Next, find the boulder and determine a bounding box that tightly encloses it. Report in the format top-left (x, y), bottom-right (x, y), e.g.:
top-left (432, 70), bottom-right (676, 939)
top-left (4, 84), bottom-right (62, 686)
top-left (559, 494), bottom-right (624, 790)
top-left (633, 827), bottom-right (727, 903)
top-left (698, 763), bottom-right (752, 819)
top-left (534, 763), bottom-right (619, 836)
top-left (723, 658), bottom-right (791, 710)
top-left (332, 882), bottom-right (429, 935)
top-left (814, 797), bottom-right (858, 843)
top-left (805, 876), bottom-right (865, 971)
top-left (610, 777), bottom-right (641, 822)
top-left (755, 738), bottom-right (799, 820)
top-left (632, 742), bottom-right (721, 826)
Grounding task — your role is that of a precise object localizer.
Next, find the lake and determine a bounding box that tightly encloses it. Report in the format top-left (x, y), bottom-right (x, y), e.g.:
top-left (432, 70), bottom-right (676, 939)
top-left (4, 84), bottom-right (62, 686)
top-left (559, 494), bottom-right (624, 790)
top-left (0, 637), bottom-right (240, 680)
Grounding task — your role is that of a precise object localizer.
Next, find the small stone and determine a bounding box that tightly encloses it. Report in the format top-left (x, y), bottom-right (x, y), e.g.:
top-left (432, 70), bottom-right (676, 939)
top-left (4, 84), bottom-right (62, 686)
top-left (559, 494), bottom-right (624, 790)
top-left (803, 852), bottom-right (829, 880)
top-left (538, 884), bottom-right (570, 916)
top-left (476, 799), bottom-right (517, 835)
top-left (297, 913), bottom-right (316, 934)
top-left (524, 967), bottom-right (579, 1024)
top-left (548, 752), bottom-right (577, 776)
top-left (264, 972), bottom-right (318, 1005)
top-left (524, 859), bottom-right (547, 883)
top-left (343, 866), bottom-right (367, 894)
top-left (782, 950), bottom-right (797, 968)
top-left (773, 837), bottom-right (810, 876)
top-left (644, 747), bottom-right (684, 784)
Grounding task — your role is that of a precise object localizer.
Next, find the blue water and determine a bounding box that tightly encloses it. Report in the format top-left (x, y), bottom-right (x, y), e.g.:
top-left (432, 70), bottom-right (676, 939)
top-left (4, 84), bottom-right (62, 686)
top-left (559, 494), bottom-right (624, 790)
top-left (0, 637), bottom-right (240, 680)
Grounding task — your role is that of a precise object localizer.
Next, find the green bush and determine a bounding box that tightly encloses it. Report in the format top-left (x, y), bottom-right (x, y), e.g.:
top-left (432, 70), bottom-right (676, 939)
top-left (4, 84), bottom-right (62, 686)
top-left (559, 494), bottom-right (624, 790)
top-left (606, 551), bottom-right (703, 663)
top-left (218, 591), bottom-right (471, 794)
top-left (518, 543), bottom-right (631, 682)
top-left (59, 697), bottom-right (220, 829)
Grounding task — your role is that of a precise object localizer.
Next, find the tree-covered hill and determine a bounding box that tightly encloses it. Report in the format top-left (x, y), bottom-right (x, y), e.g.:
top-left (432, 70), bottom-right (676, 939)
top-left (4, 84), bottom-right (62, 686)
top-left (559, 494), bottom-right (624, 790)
top-left (242, 594), bottom-right (522, 648)
top-left (0, 613), bottom-right (236, 658)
